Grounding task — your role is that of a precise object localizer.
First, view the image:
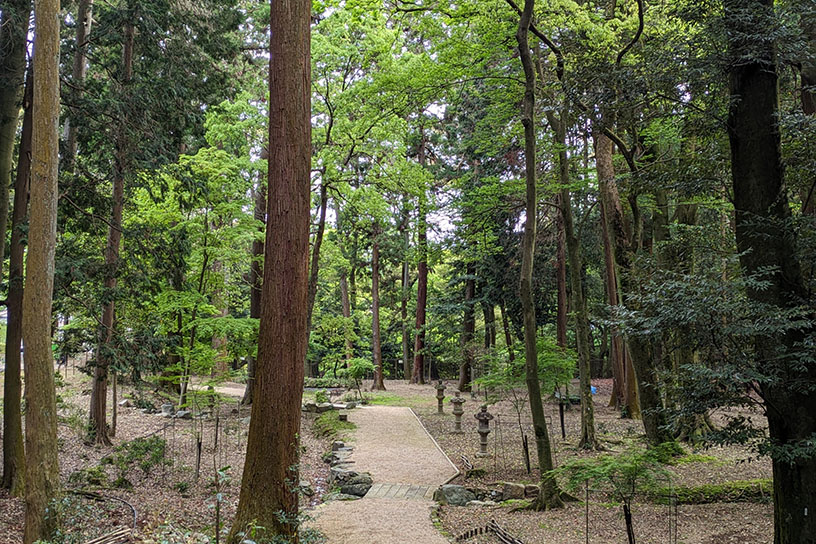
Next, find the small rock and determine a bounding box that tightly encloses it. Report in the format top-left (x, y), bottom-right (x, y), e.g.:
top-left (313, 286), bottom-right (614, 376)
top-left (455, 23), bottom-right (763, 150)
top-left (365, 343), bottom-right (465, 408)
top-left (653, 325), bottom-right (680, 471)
top-left (340, 482), bottom-right (372, 496)
top-left (466, 500), bottom-right (498, 507)
top-left (325, 492), bottom-right (361, 501)
top-left (118, 399), bottom-right (132, 407)
top-left (174, 410), bottom-right (192, 420)
top-left (161, 403), bottom-right (175, 417)
top-left (303, 402), bottom-right (318, 413)
top-left (524, 484), bottom-right (540, 498)
top-left (331, 441), bottom-right (345, 451)
top-left (329, 467), bottom-right (358, 485)
top-left (433, 485), bottom-right (477, 506)
top-left (502, 482), bottom-right (525, 500)
top-left (299, 480), bottom-right (315, 497)
top-left (345, 401), bottom-right (357, 409)
top-left (241, 416), bottom-right (251, 425)
top-left (316, 402), bottom-right (334, 413)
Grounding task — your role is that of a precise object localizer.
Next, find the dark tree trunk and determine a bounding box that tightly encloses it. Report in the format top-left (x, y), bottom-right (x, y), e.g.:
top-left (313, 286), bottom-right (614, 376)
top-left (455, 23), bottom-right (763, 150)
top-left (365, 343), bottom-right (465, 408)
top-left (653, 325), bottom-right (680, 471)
top-left (90, 19), bottom-right (134, 446)
top-left (459, 263), bottom-right (476, 392)
top-left (500, 300), bottom-right (515, 362)
top-left (401, 195), bottom-right (412, 381)
top-left (555, 193), bottom-right (568, 349)
top-left (516, 0), bottom-right (562, 510)
top-left (23, 0), bottom-right (61, 538)
top-left (482, 302), bottom-right (496, 349)
top-left (726, 2), bottom-right (816, 541)
top-left (2, 65), bottom-right (31, 497)
top-left (0, 0), bottom-right (30, 289)
top-left (64, 0), bottom-right (93, 169)
top-left (242, 183), bottom-right (266, 405)
top-left (412, 181), bottom-right (428, 384)
top-left (305, 180), bottom-right (329, 377)
top-left (371, 227), bottom-right (385, 390)
top-left (228, 0), bottom-right (310, 539)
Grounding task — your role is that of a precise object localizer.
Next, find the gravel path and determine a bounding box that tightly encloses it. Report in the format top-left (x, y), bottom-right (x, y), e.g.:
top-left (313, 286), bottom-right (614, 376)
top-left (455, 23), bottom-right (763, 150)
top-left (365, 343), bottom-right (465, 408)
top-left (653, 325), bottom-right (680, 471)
top-left (309, 405), bottom-right (458, 544)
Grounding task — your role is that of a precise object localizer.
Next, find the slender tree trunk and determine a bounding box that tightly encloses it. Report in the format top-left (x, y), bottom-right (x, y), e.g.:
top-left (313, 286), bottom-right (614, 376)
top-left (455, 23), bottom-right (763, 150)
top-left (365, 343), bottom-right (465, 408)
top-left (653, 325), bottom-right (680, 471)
top-left (555, 194), bottom-right (568, 349)
top-left (340, 270), bottom-right (353, 363)
top-left (549, 110), bottom-right (598, 450)
top-left (2, 66), bottom-right (31, 497)
top-left (371, 227), bottom-right (385, 390)
top-left (227, 0), bottom-right (310, 539)
top-left (90, 19), bottom-right (133, 446)
top-left (64, 0), bottom-right (93, 169)
top-left (726, 3), bottom-right (816, 541)
top-left (305, 181), bottom-right (329, 377)
top-left (459, 263), bottom-right (476, 392)
top-left (412, 180), bottom-right (428, 384)
top-left (500, 300), bottom-right (515, 362)
top-left (0, 0), bottom-right (30, 287)
top-left (401, 197), bottom-right (412, 381)
top-left (242, 183), bottom-right (266, 405)
top-left (482, 301), bottom-right (496, 349)
top-left (23, 0), bottom-right (61, 538)
top-left (516, 0), bottom-right (562, 510)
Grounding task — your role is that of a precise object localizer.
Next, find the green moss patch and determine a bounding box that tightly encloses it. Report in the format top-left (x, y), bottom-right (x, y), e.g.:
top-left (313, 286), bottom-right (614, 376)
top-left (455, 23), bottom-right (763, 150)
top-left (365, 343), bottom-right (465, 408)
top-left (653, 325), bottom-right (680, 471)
top-left (656, 479), bottom-right (772, 504)
top-left (313, 412), bottom-right (356, 438)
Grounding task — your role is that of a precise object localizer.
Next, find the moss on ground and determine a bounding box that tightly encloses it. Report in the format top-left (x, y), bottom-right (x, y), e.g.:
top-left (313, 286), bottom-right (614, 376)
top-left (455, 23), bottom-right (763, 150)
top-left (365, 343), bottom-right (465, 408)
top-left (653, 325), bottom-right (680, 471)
top-left (313, 412), bottom-right (356, 438)
top-left (656, 478), bottom-right (773, 504)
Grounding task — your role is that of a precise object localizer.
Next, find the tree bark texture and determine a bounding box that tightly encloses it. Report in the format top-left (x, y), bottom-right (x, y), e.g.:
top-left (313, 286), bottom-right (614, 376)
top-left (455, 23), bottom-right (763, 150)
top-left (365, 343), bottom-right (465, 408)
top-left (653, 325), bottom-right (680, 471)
top-left (227, 0), bottom-right (310, 539)
top-left (242, 183), bottom-right (266, 405)
top-left (401, 197), bottom-right (412, 380)
top-left (555, 194), bottom-right (568, 349)
top-left (516, 0), bottom-right (562, 510)
top-left (371, 228), bottom-right (385, 390)
top-left (90, 19), bottom-right (133, 446)
top-left (2, 65), bottom-right (31, 497)
top-left (412, 190), bottom-right (428, 384)
top-left (0, 0), bottom-right (30, 288)
top-left (726, 2), bottom-right (816, 541)
top-left (23, 0), bottom-right (61, 539)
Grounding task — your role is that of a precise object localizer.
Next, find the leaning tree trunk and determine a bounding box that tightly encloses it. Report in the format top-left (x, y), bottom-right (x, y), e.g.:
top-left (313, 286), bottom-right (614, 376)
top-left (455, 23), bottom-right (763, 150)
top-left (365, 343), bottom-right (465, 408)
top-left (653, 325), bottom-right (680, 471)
top-left (555, 193), bottom-right (568, 350)
top-left (242, 183), bottom-right (266, 405)
top-left (458, 263), bottom-right (476, 392)
top-left (90, 19), bottom-right (133, 446)
top-left (0, 0), bottom-right (30, 287)
top-left (516, 0), bottom-right (562, 510)
top-left (371, 227), bottom-right (386, 391)
top-left (23, 0), bottom-right (61, 538)
top-left (726, 2), bottom-right (816, 542)
top-left (2, 65), bottom-right (31, 497)
top-left (227, 0), bottom-right (310, 539)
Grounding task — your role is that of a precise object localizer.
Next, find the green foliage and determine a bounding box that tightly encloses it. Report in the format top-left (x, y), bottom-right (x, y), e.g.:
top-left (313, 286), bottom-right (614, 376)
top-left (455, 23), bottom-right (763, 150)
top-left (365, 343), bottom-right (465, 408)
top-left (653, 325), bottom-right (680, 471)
top-left (106, 436), bottom-right (170, 489)
top-left (314, 390), bottom-right (330, 404)
top-left (659, 479), bottom-right (773, 505)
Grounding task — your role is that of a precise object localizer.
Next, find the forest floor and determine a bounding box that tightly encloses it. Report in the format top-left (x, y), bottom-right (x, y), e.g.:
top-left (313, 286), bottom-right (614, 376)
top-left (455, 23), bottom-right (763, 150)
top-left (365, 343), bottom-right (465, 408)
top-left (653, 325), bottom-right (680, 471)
top-left (0, 369), bottom-right (773, 544)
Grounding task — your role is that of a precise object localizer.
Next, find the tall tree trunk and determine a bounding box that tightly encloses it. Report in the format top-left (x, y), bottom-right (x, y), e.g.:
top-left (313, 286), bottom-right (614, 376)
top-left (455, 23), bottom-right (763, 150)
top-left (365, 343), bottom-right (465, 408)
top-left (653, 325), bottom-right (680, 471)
top-left (23, 0), bottom-right (61, 538)
top-left (516, 0), bottom-right (562, 510)
top-left (2, 65), bottom-right (31, 497)
top-left (0, 0), bottom-right (30, 288)
top-left (90, 19), bottom-right (133, 446)
top-left (228, 0), bottom-right (310, 539)
top-left (242, 183), bottom-right (266, 405)
top-left (305, 180), bottom-right (329, 377)
top-left (412, 146), bottom-right (428, 384)
top-left (549, 110), bottom-right (598, 450)
top-left (340, 270), bottom-right (353, 363)
top-left (595, 133), bottom-right (640, 417)
top-left (64, 0), bottom-right (93, 169)
top-left (482, 301), bottom-right (496, 349)
top-left (371, 227), bottom-right (385, 390)
top-left (401, 196), bottom-right (412, 381)
top-left (726, 2), bottom-right (816, 541)
top-left (459, 263), bottom-right (476, 392)
top-left (555, 193), bottom-right (568, 349)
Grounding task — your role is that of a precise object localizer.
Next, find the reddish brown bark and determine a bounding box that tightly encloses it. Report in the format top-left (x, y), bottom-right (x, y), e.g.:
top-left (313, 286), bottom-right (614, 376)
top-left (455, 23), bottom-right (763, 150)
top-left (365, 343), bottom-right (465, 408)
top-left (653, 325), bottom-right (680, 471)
top-left (227, 0), bottom-right (310, 539)
top-left (242, 183), bottom-right (266, 405)
top-left (371, 227), bottom-right (385, 390)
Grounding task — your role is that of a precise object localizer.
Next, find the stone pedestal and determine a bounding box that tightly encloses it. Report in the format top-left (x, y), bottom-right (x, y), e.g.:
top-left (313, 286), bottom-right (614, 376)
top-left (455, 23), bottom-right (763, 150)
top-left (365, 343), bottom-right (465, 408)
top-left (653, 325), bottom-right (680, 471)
top-left (450, 391), bottom-right (466, 433)
top-left (435, 380), bottom-right (447, 414)
top-left (474, 404), bottom-right (493, 457)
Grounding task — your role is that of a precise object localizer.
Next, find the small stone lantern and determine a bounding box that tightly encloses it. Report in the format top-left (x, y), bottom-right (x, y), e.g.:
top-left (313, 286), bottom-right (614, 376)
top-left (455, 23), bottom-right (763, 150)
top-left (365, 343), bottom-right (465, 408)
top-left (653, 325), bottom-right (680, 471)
top-left (435, 380), bottom-right (447, 414)
top-left (450, 391), bottom-right (466, 433)
top-left (474, 404), bottom-right (494, 457)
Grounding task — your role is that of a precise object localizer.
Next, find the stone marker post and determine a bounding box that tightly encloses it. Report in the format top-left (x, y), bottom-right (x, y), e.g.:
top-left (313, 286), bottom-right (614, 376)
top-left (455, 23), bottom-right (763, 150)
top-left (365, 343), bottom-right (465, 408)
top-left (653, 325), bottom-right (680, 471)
top-left (435, 380), bottom-right (447, 414)
top-left (450, 391), bottom-right (466, 433)
top-left (474, 404), bottom-right (494, 457)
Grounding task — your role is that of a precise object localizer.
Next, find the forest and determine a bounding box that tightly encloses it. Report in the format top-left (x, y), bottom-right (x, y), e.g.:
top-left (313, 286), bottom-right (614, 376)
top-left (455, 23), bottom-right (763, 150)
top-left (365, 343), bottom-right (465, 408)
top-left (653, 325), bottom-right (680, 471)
top-left (0, 0), bottom-right (814, 543)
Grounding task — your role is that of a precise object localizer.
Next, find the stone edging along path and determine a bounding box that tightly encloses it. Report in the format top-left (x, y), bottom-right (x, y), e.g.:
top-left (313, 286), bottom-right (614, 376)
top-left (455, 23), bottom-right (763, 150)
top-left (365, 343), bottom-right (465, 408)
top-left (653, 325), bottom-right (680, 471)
top-left (308, 405), bottom-right (459, 544)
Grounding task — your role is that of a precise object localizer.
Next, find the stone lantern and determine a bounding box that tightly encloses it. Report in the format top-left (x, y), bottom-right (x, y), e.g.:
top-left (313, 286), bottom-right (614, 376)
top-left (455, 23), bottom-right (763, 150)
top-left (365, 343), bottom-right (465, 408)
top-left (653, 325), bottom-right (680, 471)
top-left (450, 391), bottom-right (466, 433)
top-left (435, 380), bottom-right (447, 414)
top-left (474, 404), bottom-right (494, 457)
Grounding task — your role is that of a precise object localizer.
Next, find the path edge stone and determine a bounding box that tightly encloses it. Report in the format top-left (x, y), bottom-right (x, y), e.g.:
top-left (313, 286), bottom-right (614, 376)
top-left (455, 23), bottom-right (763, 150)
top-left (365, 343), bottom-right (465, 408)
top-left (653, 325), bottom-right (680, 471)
top-left (408, 407), bottom-right (460, 484)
